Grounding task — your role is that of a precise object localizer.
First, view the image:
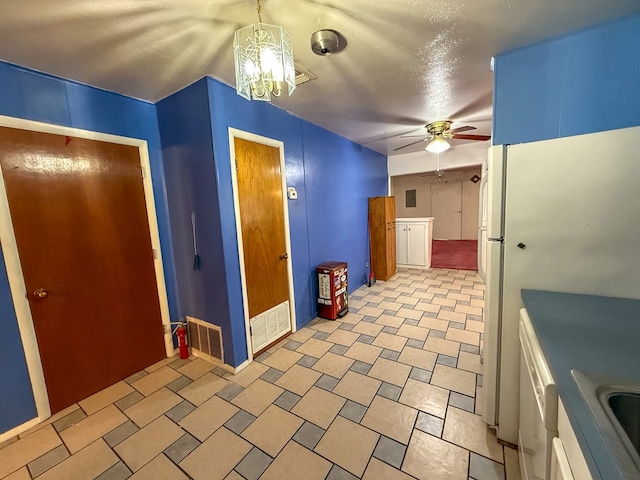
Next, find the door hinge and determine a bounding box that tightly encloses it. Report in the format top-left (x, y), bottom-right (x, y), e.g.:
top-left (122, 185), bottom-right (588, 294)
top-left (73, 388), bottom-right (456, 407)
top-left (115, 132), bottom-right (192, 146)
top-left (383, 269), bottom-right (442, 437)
top-left (235, 159), bottom-right (239, 171)
top-left (152, 248), bottom-right (158, 259)
top-left (141, 166), bottom-right (146, 179)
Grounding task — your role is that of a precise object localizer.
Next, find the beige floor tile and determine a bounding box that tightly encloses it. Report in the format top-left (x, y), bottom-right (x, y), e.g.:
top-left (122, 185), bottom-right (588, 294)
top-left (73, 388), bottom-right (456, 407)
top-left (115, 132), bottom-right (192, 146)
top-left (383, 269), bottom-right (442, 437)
top-left (260, 440), bottom-right (331, 480)
top-left (0, 425), bottom-right (62, 478)
top-left (312, 352), bottom-right (354, 378)
top-left (131, 367), bottom-right (181, 396)
top-left (324, 329), bottom-right (360, 347)
top-left (262, 348), bottom-right (303, 371)
top-left (367, 357), bottom-right (411, 387)
top-left (266, 336), bottom-right (290, 354)
top-left (418, 316), bottom-right (449, 331)
top-left (124, 387), bottom-right (182, 427)
top-left (241, 405), bottom-right (303, 457)
top-left (466, 319), bottom-right (484, 333)
top-left (177, 372), bottom-right (229, 406)
top-left (455, 304), bottom-right (483, 316)
top-left (505, 445), bottom-right (522, 480)
top-left (361, 396), bottom-right (417, 444)
top-left (423, 336), bottom-right (460, 357)
top-left (310, 319), bottom-right (341, 333)
top-left (129, 453), bottom-right (188, 479)
top-left (231, 379), bottom-right (284, 416)
top-left (431, 364), bottom-right (476, 397)
top-left (437, 309), bottom-right (467, 323)
top-left (179, 395), bottom-right (239, 441)
top-left (115, 416), bottom-right (183, 471)
top-left (296, 338), bottom-right (334, 358)
top-left (432, 297), bottom-right (456, 308)
top-left (18, 404), bottom-right (81, 439)
top-left (471, 298), bottom-right (485, 307)
top-left (457, 351), bottom-right (482, 374)
top-left (350, 321), bottom-right (384, 337)
top-left (274, 364), bottom-right (323, 396)
top-left (427, 286), bottom-right (449, 295)
top-left (396, 307), bottom-right (422, 319)
top-left (288, 327), bottom-right (315, 343)
top-left (224, 472), bottom-right (245, 480)
top-left (344, 342), bottom-right (383, 365)
top-left (476, 386), bottom-right (485, 415)
top-left (3, 467), bottom-right (30, 480)
top-left (338, 312), bottom-right (365, 325)
top-left (396, 324), bottom-right (429, 341)
top-left (358, 305), bottom-right (384, 317)
top-left (411, 291), bottom-right (435, 300)
top-left (225, 361), bottom-right (269, 388)
top-left (361, 293), bottom-right (385, 303)
top-left (315, 416), bottom-right (379, 477)
top-left (38, 439), bottom-right (118, 480)
top-left (402, 429), bottom-right (469, 480)
top-left (446, 292), bottom-right (471, 302)
top-left (177, 358), bottom-right (215, 380)
top-left (145, 356), bottom-right (178, 373)
top-left (375, 314), bottom-right (404, 328)
top-left (60, 404), bottom-right (128, 454)
top-left (79, 381), bottom-right (134, 415)
top-left (414, 301), bottom-right (442, 314)
top-left (333, 371), bottom-right (382, 406)
top-left (291, 386), bottom-right (345, 429)
top-left (377, 300), bottom-right (404, 311)
top-left (399, 379), bottom-right (449, 417)
top-left (180, 427), bottom-right (251, 480)
top-left (443, 407), bottom-right (503, 462)
top-left (362, 457), bottom-right (415, 480)
top-left (372, 332), bottom-right (408, 352)
top-left (397, 346), bottom-right (436, 371)
top-left (446, 328), bottom-right (480, 346)
top-left (348, 299), bottom-right (367, 309)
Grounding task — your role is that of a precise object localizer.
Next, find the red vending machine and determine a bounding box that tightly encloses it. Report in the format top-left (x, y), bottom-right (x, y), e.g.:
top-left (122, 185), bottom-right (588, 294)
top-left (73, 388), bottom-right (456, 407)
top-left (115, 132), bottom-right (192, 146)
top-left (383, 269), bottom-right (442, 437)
top-left (317, 261), bottom-right (348, 320)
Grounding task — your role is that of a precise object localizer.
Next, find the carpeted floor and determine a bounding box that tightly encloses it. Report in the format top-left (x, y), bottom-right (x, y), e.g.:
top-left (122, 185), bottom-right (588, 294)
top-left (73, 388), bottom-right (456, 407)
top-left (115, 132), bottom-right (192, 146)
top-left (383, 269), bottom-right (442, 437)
top-left (431, 240), bottom-right (478, 271)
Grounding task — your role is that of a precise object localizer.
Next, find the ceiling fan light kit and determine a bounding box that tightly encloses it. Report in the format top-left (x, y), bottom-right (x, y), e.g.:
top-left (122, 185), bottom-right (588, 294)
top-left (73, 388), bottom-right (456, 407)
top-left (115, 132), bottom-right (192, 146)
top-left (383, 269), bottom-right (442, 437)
top-left (426, 137), bottom-right (451, 153)
top-left (233, 0), bottom-right (296, 101)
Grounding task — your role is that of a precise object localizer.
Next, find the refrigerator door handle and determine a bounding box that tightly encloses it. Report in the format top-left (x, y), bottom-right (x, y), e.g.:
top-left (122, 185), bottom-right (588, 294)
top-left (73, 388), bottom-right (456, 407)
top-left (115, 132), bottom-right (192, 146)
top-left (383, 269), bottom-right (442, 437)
top-left (488, 237), bottom-right (504, 243)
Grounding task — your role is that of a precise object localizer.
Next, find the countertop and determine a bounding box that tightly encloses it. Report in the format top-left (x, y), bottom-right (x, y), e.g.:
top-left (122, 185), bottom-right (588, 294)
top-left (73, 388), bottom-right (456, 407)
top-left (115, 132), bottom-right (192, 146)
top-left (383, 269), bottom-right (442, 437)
top-left (521, 289), bottom-right (640, 480)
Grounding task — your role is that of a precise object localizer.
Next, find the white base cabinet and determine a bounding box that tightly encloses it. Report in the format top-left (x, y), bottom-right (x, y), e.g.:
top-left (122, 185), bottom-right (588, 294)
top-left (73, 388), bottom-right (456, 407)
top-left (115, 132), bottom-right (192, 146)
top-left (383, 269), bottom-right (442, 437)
top-left (396, 218), bottom-right (434, 269)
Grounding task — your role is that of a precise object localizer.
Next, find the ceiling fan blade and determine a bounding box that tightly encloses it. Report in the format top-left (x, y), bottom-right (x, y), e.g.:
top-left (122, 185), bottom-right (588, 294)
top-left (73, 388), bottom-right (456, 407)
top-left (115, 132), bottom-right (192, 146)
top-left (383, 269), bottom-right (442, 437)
top-left (450, 125), bottom-right (476, 134)
top-left (400, 134), bottom-right (427, 138)
top-left (452, 134), bottom-right (491, 141)
top-left (393, 139), bottom-right (426, 151)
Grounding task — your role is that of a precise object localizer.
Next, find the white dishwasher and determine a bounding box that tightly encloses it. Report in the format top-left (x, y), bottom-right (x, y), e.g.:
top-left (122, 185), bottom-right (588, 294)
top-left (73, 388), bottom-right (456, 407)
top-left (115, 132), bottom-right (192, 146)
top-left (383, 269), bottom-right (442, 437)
top-left (519, 308), bottom-right (559, 480)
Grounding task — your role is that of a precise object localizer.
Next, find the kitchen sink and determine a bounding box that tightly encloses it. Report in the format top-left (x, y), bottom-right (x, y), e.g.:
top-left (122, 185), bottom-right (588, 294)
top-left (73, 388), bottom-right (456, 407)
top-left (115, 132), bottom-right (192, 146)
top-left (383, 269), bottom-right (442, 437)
top-left (572, 370), bottom-right (640, 478)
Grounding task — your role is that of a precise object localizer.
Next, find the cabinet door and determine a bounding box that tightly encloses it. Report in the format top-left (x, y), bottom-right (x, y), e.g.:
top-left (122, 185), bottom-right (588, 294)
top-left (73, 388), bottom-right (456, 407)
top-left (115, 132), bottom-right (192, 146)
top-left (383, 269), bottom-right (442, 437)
top-left (386, 223), bottom-right (396, 278)
top-left (396, 223), bottom-right (408, 264)
top-left (407, 223), bottom-right (427, 266)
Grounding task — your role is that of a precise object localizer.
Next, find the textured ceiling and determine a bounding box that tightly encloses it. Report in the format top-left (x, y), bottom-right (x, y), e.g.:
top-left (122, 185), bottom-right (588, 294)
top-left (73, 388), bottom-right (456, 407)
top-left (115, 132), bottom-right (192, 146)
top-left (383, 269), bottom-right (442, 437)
top-left (1, 0), bottom-right (639, 162)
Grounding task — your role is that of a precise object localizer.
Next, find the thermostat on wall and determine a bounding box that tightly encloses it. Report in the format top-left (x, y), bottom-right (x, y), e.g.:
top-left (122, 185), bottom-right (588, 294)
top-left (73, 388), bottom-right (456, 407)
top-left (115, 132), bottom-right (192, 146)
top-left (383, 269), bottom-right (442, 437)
top-left (287, 187), bottom-right (298, 199)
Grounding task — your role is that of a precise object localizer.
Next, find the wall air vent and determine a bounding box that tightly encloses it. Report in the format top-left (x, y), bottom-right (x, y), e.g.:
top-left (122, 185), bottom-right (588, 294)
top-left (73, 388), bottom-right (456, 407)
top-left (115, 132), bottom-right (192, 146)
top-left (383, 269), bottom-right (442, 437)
top-left (186, 316), bottom-right (224, 364)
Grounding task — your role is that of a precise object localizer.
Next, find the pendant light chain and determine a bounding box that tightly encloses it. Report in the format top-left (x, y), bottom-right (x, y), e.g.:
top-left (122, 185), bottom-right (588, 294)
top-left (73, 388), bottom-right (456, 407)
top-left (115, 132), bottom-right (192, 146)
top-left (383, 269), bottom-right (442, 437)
top-left (257, 0), bottom-right (263, 23)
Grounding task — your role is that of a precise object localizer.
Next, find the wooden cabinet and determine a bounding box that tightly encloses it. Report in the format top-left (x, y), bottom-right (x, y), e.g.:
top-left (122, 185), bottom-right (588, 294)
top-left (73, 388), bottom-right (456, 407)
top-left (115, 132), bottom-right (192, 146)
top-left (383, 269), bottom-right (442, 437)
top-left (369, 196), bottom-right (396, 281)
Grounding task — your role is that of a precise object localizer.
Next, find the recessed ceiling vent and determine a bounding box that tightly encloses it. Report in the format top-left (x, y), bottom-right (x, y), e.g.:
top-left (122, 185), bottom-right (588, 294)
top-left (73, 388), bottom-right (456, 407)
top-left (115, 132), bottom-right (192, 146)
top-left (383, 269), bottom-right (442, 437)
top-left (294, 65), bottom-right (317, 86)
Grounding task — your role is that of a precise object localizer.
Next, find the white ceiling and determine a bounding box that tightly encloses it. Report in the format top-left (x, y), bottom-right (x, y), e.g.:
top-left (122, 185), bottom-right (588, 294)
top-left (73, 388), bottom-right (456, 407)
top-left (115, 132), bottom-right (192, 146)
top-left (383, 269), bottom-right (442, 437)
top-left (1, 0), bottom-right (639, 166)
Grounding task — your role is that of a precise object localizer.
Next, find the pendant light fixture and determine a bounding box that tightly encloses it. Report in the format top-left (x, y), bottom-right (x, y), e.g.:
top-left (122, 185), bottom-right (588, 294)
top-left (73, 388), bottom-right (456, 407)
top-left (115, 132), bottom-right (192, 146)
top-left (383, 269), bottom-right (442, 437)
top-left (233, 0), bottom-right (296, 101)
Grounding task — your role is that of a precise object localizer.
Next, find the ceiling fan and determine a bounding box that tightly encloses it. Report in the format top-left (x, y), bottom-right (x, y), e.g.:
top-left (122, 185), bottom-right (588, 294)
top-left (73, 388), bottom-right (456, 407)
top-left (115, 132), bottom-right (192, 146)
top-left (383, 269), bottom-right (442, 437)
top-left (393, 120), bottom-right (491, 153)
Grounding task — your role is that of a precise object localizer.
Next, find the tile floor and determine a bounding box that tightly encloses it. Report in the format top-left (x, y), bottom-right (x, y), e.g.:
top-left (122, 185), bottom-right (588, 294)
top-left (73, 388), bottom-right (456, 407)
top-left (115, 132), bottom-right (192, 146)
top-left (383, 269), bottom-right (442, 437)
top-left (0, 268), bottom-right (521, 480)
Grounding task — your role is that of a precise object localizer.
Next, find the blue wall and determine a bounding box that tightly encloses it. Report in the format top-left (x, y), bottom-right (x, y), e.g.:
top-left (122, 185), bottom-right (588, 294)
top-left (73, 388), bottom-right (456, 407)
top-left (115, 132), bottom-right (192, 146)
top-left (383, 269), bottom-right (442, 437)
top-left (493, 13), bottom-right (640, 145)
top-left (157, 77), bottom-right (388, 367)
top-left (0, 62), bottom-right (178, 433)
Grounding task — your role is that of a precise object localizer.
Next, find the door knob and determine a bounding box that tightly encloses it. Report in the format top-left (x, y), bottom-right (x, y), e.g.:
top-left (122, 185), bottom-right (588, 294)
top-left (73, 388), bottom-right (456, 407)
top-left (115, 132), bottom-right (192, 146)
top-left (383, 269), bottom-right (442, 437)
top-left (34, 288), bottom-right (48, 299)
top-left (279, 253), bottom-right (289, 260)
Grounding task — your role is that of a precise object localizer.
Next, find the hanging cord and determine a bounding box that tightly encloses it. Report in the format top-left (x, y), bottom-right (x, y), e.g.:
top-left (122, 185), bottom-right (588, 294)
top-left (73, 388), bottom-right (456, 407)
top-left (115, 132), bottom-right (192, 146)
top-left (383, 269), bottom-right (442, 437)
top-left (257, 0), bottom-right (263, 23)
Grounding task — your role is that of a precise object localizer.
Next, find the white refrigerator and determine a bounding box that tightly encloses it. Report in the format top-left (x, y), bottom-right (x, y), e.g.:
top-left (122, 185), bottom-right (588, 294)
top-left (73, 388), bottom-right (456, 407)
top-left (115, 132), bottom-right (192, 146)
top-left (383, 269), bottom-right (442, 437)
top-left (480, 126), bottom-right (640, 445)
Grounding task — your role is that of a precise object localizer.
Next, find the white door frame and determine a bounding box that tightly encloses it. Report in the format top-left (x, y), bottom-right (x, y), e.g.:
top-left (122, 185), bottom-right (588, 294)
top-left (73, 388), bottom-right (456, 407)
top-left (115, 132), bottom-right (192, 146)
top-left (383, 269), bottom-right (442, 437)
top-left (0, 115), bottom-right (173, 441)
top-left (228, 128), bottom-right (297, 364)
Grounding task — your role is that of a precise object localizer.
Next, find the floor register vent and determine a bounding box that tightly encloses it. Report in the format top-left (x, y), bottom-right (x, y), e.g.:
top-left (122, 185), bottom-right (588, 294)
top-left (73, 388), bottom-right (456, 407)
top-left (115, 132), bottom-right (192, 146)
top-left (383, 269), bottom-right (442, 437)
top-left (186, 316), bottom-right (224, 364)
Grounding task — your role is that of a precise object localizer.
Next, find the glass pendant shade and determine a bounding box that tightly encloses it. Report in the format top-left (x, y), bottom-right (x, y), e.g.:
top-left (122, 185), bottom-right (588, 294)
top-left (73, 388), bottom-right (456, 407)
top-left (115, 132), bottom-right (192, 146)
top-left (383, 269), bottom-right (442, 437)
top-left (426, 137), bottom-right (451, 154)
top-left (234, 23), bottom-right (296, 101)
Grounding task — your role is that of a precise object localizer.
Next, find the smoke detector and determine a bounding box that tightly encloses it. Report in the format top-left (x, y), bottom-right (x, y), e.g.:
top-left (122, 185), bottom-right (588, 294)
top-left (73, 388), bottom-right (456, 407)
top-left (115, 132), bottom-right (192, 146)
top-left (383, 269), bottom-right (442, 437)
top-left (310, 29), bottom-right (347, 56)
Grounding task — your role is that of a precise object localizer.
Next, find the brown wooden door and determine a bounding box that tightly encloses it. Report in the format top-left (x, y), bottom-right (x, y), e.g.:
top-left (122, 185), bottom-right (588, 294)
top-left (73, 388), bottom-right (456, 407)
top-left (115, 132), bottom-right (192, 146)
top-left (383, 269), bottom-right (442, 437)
top-left (234, 138), bottom-right (289, 319)
top-left (0, 127), bottom-right (166, 413)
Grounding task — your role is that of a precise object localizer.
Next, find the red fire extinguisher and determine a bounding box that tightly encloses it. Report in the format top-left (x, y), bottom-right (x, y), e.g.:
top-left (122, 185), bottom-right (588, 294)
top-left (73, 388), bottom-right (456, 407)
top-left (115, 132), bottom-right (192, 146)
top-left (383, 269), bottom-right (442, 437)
top-left (176, 323), bottom-right (189, 359)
